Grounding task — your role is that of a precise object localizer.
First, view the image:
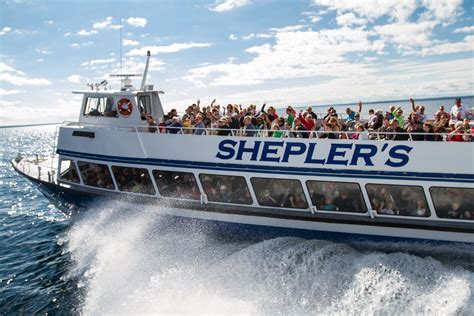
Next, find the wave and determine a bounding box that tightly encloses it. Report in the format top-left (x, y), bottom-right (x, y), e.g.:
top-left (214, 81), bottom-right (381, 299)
top-left (66, 203), bottom-right (473, 315)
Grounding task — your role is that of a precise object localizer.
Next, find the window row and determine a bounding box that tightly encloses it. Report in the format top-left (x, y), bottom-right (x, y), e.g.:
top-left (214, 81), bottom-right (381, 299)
top-left (59, 159), bottom-right (473, 221)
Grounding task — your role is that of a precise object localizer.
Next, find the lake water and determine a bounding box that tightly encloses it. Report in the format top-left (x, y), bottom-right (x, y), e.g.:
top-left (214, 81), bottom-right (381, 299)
top-left (0, 120), bottom-right (473, 313)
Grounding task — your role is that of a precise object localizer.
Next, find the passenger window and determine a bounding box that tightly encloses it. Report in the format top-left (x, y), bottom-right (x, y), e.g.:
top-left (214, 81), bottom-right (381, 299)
top-left (152, 170), bottom-right (200, 200)
top-left (77, 161), bottom-right (115, 190)
top-left (306, 181), bottom-right (366, 213)
top-left (59, 159), bottom-right (80, 183)
top-left (199, 174), bottom-right (252, 205)
top-left (430, 187), bottom-right (473, 220)
top-left (251, 178), bottom-right (308, 209)
top-left (112, 166), bottom-right (155, 195)
top-left (366, 184), bottom-right (429, 217)
top-left (84, 97), bottom-right (117, 117)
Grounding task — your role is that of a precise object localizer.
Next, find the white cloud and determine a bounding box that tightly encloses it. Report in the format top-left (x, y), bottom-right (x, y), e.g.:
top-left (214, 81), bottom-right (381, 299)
top-left (67, 74), bottom-right (83, 83)
top-left (420, 35), bottom-right (474, 56)
top-left (93, 16), bottom-right (112, 29)
top-left (228, 34), bottom-right (238, 40)
top-left (0, 63), bottom-right (51, 86)
top-left (336, 12), bottom-right (367, 26)
top-left (420, 0), bottom-right (463, 22)
top-left (110, 58), bottom-right (165, 75)
top-left (126, 42), bottom-right (212, 56)
top-left (77, 29), bottom-right (98, 36)
top-left (453, 26), bottom-right (474, 34)
top-left (37, 58), bottom-right (44, 62)
top-left (44, 20), bottom-right (54, 24)
top-left (126, 17), bottom-right (147, 28)
top-left (81, 58), bottom-right (115, 67)
top-left (93, 16), bottom-right (121, 30)
top-left (35, 48), bottom-right (51, 55)
top-left (241, 33), bottom-right (272, 40)
top-left (312, 0), bottom-right (418, 22)
top-left (123, 39), bottom-right (140, 46)
top-left (210, 0), bottom-right (250, 13)
top-left (185, 27), bottom-right (384, 87)
top-left (0, 26), bottom-right (12, 35)
top-left (0, 88), bottom-right (25, 95)
top-left (0, 100), bottom-right (21, 107)
top-left (269, 25), bottom-right (306, 32)
top-left (70, 41), bottom-right (95, 49)
top-left (64, 32), bottom-right (71, 37)
top-left (375, 21), bottom-right (437, 53)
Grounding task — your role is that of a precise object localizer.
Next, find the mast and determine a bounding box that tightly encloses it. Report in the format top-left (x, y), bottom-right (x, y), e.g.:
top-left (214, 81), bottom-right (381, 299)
top-left (140, 51), bottom-right (151, 91)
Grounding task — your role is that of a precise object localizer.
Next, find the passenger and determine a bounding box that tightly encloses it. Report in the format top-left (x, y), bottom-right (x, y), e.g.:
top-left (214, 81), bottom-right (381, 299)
top-left (345, 101), bottom-right (362, 122)
top-left (271, 123), bottom-right (283, 138)
top-left (386, 119), bottom-right (409, 141)
top-left (450, 98), bottom-right (470, 123)
top-left (407, 121), bottom-right (424, 141)
top-left (448, 121), bottom-right (470, 142)
top-left (146, 115), bottom-right (157, 133)
top-left (422, 122), bottom-right (436, 141)
top-left (259, 189), bottom-right (278, 206)
top-left (376, 117), bottom-right (391, 140)
top-left (193, 114), bottom-right (206, 135)
top-left (168, 117), bottom-right (183, 134)
top-left (410, 98), bottom-right (427, 123)
top-left (243, 115), bottom-right (257, 137)
top-left (334, 189), bottom-right (354, 212)
top-left (435, 105), bottom-right (449, 121)
top-left (392, 107), bottom-right (404, 126)
top-left (293, 118), bottom-right (309, 138)
top-left (286, 106), bottom-right (296, 126)
top-left (217, 117), bottom-right (231, 136)
top-left (306, 106), bottom-right (318, 120)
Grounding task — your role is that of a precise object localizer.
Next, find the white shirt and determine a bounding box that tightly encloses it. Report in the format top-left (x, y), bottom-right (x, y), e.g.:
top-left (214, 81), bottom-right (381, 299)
top-left (450, 104), bottom-right (470, 121)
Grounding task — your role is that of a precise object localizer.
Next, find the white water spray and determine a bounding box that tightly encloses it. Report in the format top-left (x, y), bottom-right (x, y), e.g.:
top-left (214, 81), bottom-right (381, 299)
top-left (66, 203), bottom-right (474, 314)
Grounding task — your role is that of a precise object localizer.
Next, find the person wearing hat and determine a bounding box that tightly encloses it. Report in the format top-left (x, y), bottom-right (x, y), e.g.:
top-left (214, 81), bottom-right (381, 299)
top-left (450, 98), bottom-right (470, 123)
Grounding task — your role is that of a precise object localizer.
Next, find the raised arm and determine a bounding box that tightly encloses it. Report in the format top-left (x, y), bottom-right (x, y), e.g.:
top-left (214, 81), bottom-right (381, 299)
top-left (357, 101), bottom-right (362, 114)
top-left (210, 99), bottom-right (216, 107)
top-left (410, 98), bottom-right (416, 112)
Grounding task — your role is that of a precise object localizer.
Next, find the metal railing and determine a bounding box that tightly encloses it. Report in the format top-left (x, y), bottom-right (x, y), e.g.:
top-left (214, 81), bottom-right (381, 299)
top-left (62, 121), bottom-right (473, 142)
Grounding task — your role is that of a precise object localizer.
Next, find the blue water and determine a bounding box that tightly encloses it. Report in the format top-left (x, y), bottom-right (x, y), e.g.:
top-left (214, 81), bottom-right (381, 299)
top-left (1, 126), bottom-right (473, 314)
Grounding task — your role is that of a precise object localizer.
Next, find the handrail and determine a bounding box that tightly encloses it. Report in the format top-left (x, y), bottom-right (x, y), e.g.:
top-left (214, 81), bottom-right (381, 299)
top-left (61, 121), bottom-right (473, 141)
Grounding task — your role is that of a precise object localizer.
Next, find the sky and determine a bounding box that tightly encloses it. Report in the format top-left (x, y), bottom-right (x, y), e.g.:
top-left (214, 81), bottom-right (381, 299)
top-left (0, 0), bottom-right (473, 125)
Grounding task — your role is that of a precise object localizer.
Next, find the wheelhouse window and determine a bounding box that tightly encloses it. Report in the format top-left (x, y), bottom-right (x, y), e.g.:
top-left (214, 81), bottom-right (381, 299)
top-left (83, 96), bottom-right (117, 117)
top-left (306, 181), bottom-right (366, 213)
top-left (138, 95), bottom-right (152, 118)
top-left (199, 174), bottom-right (252, 205)
top-left (251, 178), bottom-right (308, 209)
top-left (77, 161), bottom-right (115, 190)
top-left (112, 166), bottom-right (155, 195)
top-left (59, 159), bottom-right (80, 183)
top-left (152, 170), bottom-right (200, 200)
top-left (430, 187), bottom-right (473, 220)
top-left (366, 184), bottom-right (429, 217)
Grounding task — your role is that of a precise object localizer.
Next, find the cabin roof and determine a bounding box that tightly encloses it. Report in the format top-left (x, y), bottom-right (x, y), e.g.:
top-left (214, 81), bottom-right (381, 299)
top-left (72, 90), bottom-right (164, 96)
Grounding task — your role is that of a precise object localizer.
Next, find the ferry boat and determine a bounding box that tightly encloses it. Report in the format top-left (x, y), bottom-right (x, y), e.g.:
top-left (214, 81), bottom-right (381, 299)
top-left (11, 52), bottom-right (474, 244)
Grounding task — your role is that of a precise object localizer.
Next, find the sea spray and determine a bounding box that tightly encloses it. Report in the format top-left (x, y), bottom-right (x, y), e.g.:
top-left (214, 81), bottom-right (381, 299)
top-left (66, 204), bottom-right (474, 315)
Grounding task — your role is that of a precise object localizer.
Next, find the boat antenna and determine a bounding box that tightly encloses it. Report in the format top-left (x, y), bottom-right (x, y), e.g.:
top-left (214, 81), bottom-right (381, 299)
top-left (119, 17), bottom-right (123, 77)
top-left (140, 51), bottom-right (151, 91)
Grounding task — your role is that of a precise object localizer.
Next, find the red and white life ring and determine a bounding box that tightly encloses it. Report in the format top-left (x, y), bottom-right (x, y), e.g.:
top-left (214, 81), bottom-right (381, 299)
top-left (117, 98), bottom-right (133, 117)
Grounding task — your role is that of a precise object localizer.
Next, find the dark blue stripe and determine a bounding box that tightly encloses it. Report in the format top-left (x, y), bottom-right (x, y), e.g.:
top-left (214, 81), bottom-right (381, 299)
top-left (57, 149), bottom-right (474, 183)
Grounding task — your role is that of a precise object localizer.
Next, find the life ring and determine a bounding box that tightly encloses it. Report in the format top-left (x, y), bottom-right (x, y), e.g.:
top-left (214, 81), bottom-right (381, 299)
top-left (117, 98), bottom-right (133, 117)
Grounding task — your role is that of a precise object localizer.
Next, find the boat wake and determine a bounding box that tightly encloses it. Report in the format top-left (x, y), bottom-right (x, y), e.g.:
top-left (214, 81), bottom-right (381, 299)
top-left (65, 203), bottom-right (474, 314)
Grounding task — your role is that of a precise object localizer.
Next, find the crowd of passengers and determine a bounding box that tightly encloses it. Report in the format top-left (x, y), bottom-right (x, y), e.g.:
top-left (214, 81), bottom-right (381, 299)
top-left (145, 97), bottom-right (473, 141)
